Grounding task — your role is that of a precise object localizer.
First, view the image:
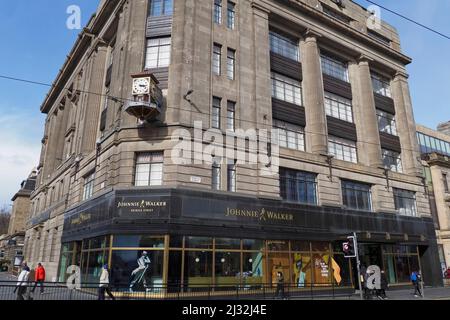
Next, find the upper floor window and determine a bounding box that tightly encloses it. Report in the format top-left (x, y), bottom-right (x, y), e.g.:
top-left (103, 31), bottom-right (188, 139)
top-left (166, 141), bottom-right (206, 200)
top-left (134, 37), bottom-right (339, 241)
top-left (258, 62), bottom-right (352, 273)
top-left (394, 188), bottom-right (417, 217)
top-left (135, 152), bottom-right (164, 187)
top-left (321, 54), bottom-right (349, 82)
top-left (368, 30), bottom-right (391, 46)
top-left (212, 97), bottom-right (222, 129)
top-left (324, 91), bottom-right (353, 123)
top-left (417, 132), bottom-right (450, 157)
top-left (280, 168), bottom-right (317, 205)
top-left (273, 120), bottom-right (305, 152)
top-left (82, 172), bottom-right (95, 201)
top-left (149, 0), bottom-right (173, 17)
top-left (342, 180), bottom-right (372, 211)
top-left (377, 110), bottom-right (397, 136)
top-left (322, 5), bottom-right (350, 24)
top-left (371, 73), bottom-right (391, 97)
top-left (271, 72), bottom-right (302, 106)
top-left (145, 37), bottom-right (171, 69)
top-left (328, 136), bottom-right (357, 163)
top-left (213, 43), bottom-right (222, 75)
top-left (227, 48), bottom-right (236, 80)
top-left (227, 161), bottom-right (236, 192)
top-left (214, 0), bottom-right (222, 24)
top-left (227, 2), bottom-right (235, 29)
top-left (227, 101), bottom-right (235, 131)
top-left (382, 149), bottom-right (403, 173)
top-left (269, 31), bottom-right (299, 62)
top-left (212, 161), bottom-right (221, 190)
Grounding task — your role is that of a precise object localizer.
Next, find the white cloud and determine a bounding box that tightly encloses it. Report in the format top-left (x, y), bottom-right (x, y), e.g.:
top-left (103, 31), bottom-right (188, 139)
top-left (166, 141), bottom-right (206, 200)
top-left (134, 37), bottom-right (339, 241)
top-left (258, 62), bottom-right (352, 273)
top-left (0, 110), bottom-right (43, 205)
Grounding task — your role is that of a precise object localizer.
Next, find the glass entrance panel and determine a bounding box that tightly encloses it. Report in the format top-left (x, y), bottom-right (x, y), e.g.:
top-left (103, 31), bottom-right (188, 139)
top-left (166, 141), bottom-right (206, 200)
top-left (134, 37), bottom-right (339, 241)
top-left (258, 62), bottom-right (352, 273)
top-left (215, 251), bottom-right (241, 288)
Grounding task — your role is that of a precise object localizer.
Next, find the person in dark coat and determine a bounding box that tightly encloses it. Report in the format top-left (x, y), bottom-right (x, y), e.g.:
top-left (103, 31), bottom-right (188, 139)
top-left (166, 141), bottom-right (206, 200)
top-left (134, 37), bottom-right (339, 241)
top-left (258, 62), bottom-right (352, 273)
top-left (274, 271), bottom-right (285, 299)
top-left (378, 270), bottom-right (388, 299)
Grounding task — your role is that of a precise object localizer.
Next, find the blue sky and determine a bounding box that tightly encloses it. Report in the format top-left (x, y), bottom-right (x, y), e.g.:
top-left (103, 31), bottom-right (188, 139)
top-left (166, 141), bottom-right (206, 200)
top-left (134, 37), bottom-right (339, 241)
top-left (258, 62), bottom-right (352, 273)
top-left (0, 0), bottom-right (449, 206)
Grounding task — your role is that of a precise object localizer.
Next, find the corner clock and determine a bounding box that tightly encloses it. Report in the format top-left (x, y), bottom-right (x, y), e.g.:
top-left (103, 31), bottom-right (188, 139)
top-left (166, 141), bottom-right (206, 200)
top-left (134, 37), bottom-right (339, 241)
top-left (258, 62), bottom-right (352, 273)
top-left (132, 77), bottom-right (151, 95)
top-left (125, 71), bottom-right (163, 122)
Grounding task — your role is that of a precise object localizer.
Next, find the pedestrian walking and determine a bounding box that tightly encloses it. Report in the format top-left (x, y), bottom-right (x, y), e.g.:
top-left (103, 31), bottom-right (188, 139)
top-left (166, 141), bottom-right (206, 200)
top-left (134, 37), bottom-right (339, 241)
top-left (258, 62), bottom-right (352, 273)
top-left (377, 270), bottom-right (388, 300)
top-left (274, 271), bottom-right (285, 299)
top-left (14, 263), bottom-right (30, 300)
top-left (411, 271), bottom-right (422, 297)
top-left (31, 263), bottom-right (46, 294)
top-left (98, 264), bottom-right (115, 300)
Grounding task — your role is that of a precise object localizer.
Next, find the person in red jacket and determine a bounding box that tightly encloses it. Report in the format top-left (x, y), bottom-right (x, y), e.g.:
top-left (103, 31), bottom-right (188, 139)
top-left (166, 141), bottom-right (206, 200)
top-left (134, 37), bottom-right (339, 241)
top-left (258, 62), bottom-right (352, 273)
top-left (31, 263), bottom-right (46, 294)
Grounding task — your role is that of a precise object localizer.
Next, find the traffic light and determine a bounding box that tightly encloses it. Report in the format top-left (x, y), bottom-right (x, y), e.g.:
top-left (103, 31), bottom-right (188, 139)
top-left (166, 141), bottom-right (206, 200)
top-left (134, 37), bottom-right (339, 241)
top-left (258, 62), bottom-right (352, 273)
top-left (343, 236), bottom-right (356, 258)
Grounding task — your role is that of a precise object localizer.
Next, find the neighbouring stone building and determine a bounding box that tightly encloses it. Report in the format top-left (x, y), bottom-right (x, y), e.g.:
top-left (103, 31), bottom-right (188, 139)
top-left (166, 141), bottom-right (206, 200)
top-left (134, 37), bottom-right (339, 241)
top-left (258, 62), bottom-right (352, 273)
top-left (1, 170), bottom-right (37, 273)
top-left (24, 0), bottom-right (442, 293)
top-left (417, 124), bottom-right (450, 275)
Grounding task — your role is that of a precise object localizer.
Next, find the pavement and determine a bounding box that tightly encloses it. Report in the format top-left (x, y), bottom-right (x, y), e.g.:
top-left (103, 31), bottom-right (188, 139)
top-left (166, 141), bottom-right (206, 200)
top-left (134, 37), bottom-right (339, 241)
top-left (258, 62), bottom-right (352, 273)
top-left (2, 272), bottom-right (450, 300)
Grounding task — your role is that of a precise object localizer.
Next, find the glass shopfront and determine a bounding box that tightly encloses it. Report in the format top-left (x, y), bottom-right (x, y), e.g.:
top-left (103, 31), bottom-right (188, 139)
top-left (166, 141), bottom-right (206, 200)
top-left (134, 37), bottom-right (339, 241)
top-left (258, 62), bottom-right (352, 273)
top-left (59, 235), bottom-right (422, 294)
top-left (59, 235), bottom-right (354, 293)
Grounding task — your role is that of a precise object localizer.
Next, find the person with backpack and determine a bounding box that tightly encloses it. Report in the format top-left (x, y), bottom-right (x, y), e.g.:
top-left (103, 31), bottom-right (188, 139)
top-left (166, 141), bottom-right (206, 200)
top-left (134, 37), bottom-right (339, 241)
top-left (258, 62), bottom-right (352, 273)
top-left (411, 271), bottom-right (422, 297)
top-left (31, 263), bottom-right (46, 294)
top-left (98, 264), bottom-right (115, 300)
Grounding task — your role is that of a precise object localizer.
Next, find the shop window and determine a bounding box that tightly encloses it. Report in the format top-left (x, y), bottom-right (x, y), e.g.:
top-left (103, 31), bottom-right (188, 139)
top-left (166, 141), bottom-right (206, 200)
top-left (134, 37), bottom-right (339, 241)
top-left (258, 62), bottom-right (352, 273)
top-left (394, 255), bottom-right (410, 283)
top-left (112, 235), bottom-right (165, 248)
top-left (268, 252), bottom-right (291, 288)
top-left (311, 252), bottom-right (332, 286)
top-left (169, 235), bottom-right (184, 248)
top-left (86, 251), bottom-right (108, 285)
top-left (267, 240), bottom-right (289, 251)
top-left (185, 236), bottom-right (213, 249)
top-left (168, 251), bottom-right (183, 291)
top-left (111, 250), bottom-right (164, 291)
top-left (242, 252), bottom-right (265, 288)
top-left (331, 254), bottom-right (352, 287)
top-left (242, 239), bottom-right (265, 251)
top-left (292, 252), bottom-right (313, 288)
top-left (383, 255), bottom-right (397, 284)
top-left (215, 251), bottom-right (241, 288)
top-left (215, 238), bottom-right (241, 250)
top-left (291, 240), bottom-right (310, 252)
top-left (184, 251), bottom-right (213, 289)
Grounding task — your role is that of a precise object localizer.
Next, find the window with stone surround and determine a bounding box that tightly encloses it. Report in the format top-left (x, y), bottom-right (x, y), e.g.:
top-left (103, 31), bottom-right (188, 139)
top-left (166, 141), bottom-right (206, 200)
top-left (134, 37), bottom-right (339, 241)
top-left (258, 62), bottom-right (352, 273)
top-left (443, 173), bottom-right (449, 193)
top-left (214, 0), bottom-right (222, 24)
top-left (212, 161), bottom-right (221, 191)
top-left (271, 72), bottom-right (302, 106)
top-left (328, 136), bottom-right (357, 163)
top-left (371, 72), bottom-right (392, 97)
top-left (227, 48), bottom-right (236, 80)
top-left (149, 0), bottom-right (173, 17)
top-left (269, 31), bottom-right (299, 62)
top-left (273, 119), bottom-right (305, 152)
top-left (212, 96), bottom-right (222, 129)
top-left (342, 180), bottom-right (372, 211)
top-left (394, 188), bottom-right (417, 217)
top-left (227, 1), bottom-right (235, 29)
top-left (280, 168), bottom-right (317, 205)
top-left (134, 152), bottom-right (164, 187)
top-left (324, 91), bottom-right (353, 123)
top-left (382, 149), bottom-right (403, 173)
top-left (227, 160), bottom-right (236, 192)
top-left (145, 37), bottom-right (171, 69)
top-left (213, 43), bottom-right (222, 75)
top-left (321, 54), bottom-right (349, 82)
top-left (227, 101), bottom-right (235, 131)
top-left (377, 110), bottom-right (397, 136)
top-left (82, 172), bottom-right (95, 201)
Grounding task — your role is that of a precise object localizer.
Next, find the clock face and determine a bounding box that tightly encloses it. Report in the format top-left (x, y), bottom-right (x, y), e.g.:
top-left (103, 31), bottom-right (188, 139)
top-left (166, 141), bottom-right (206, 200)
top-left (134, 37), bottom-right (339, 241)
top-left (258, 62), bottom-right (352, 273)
top-left (132, 77), bottom-right (150, 95)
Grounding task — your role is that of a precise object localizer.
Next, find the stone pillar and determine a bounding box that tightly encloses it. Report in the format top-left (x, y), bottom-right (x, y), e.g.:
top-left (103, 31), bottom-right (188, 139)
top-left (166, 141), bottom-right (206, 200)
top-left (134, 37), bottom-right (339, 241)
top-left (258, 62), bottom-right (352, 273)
top-left (81, 44), bottom-right (108, 154)
top-left (300, 30), bottom-right (328, 155)
top-left (350, 56), bottom-right (382, 167)
top-left (391, 71), bottom-right (421, 175)
top-left (252, 3), bottom-right (278, 198)
top-left (43, 112), bottom-right (64, 179)
top-left (54, 98), bottom-right (71, 165)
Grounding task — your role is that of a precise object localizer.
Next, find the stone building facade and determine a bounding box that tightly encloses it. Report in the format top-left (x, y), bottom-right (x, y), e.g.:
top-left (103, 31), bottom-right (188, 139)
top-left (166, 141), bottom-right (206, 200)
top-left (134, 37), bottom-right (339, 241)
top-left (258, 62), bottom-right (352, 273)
top-left (2, 170), bottom-right (37, 273)
top-left (417, 124), bottom-right (450, 274)
top-left (24, 0), bottom-right (442, 290)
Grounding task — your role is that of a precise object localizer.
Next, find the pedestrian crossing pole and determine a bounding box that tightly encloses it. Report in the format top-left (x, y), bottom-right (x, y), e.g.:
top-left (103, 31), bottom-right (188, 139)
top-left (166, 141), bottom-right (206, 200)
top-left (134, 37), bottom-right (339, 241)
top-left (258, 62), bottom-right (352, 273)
top-left (353, 232), bottom-right (363, 300)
